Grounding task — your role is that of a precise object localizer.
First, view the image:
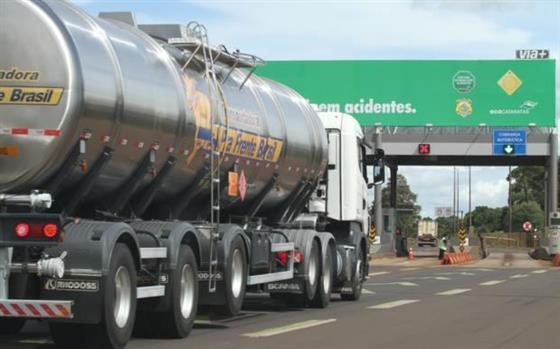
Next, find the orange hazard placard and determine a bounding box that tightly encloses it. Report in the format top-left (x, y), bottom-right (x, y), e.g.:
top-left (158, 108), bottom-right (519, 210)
top-left (228, 172), bottom-right (239, 197)
top-left (0, 146), bottom-right (18, 156)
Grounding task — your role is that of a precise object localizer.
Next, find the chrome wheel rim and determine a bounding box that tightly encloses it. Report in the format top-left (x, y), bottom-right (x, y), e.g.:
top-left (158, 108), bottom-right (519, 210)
top-left (180, 264), bottom-right (195, 319)
top-left (356, 254), bottom-right (364, 283)
top-left (114, 266), bottom-right (132, 328)
top-left (323, 251), bottom-right (331, 293)
top-left (231, 249), bottom-right (244, 298)
top-left (308, 247), bottom-right (318, 288)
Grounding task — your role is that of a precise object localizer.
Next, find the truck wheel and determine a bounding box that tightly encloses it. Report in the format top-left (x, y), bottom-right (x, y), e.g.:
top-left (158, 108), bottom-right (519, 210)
top-left (217, 236), bottom-right (246, 316)
top-left (99, 243), bottom-right (137, 348)
top-left (151, 245), bottom-right (199, 338)
top-left (304, 239), bottom-right (320, 302)
top-left (50, 243), bottom-right (137, 349)
top-left (310, 245), bottom-right (333, 308)
top-left (341, 248), bottom-right (365, 301)
top-left (284, 238), bottom-right (320, 307)
top-left (0, 318), bottom-right (26, 335)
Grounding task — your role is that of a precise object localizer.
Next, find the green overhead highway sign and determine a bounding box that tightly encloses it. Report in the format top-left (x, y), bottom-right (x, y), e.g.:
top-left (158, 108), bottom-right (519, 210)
top-left (257, 60), bottom-right (556, 127)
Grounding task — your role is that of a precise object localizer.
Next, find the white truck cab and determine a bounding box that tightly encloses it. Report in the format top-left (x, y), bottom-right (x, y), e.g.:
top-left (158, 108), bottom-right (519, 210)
top-left (310, 112), bottom-right (384, 232)
top-left (303, 112), bottom-right (384, 300)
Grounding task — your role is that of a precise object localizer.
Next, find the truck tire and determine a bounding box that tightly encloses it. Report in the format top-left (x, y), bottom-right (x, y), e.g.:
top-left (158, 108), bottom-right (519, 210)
top-left (0, 318), bottom-right (26, 335)
top-left (282, 238), bottom-right (320, 307)
top-left (216, 236), bottom-right (246, 316)
top-left (148, 245), bottom-right (198, 338)
top-left (309, 244), bottom-right (333, 308)
top-left (304, 239), bottom-right (320, 302)
top-left (340, 248), bottom-right (365, 301)
top-left (51, 243), bottom-right (137, 349)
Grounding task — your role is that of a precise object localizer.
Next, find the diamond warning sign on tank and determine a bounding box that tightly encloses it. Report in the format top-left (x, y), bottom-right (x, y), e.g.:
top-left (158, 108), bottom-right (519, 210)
top-left (239, 170), bottom-right (248, 202)
top-left (0, 86), bottom-right (64, 105)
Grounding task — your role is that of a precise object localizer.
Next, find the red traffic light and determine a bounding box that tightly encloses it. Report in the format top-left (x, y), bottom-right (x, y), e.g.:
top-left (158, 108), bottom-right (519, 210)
top-left (418, 143), bottom-right (431, 154)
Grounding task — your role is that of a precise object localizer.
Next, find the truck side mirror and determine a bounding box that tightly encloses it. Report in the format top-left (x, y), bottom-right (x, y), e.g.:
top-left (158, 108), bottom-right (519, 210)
top-left (371, 158), bottom-right (385, 186)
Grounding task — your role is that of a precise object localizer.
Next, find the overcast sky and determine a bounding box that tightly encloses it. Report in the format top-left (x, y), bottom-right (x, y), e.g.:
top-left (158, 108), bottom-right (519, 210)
top-left (71, 0), bottom-right (559, 217)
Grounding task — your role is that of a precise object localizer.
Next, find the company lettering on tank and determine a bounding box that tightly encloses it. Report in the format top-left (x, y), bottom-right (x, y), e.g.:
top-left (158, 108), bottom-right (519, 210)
top-left (0, 67), bottom-right (40, 81)
top-left (0, 86), bottom-right (64, 105)
top-left (196, 126), bottom-right (284, 163)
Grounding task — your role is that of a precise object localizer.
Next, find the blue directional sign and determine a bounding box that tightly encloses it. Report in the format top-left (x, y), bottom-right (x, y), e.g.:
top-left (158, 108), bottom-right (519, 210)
top-left (492, 129), bottom-right (526, 156)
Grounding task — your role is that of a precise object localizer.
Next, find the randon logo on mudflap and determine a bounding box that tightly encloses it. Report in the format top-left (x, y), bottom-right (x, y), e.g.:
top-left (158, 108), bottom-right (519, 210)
top-left (44, 279), bottom-right (99, 292)
top-left (198, 272), bottom-right (223, 281)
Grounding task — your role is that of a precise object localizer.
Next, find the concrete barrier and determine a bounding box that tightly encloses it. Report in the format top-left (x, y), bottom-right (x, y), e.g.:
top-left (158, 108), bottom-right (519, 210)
top-left (441, 252), bottom-right (474, 265)
top-left (553, 254), bottom-right (560, 266)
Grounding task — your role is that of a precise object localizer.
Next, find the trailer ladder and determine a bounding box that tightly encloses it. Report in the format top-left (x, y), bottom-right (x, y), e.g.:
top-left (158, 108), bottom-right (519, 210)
top-left (173, 22), bottom-right (264, 292)
top-left (171, 26), bottom-right (265, 90)
top-left (183, 22), bottom-right (223, 293)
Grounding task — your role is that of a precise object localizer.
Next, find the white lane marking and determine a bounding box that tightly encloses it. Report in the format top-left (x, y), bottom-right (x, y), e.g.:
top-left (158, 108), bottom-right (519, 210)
top-left (436, 272), bottom-right (475, 276)
top-left (368, 299), bottom-right (420, 309)
top-left (532, 269), bottom-right (548, 274)
top-left (362, 288), bottom-right (375, 295)
top-left (400, 267), bottom-right (418, 271)
top-left (479, 280), bottom-right (506, 286)
top-left (369, 271), bottom-right (390, 276)
top-left (367, 281), bottom-right (419, 287)
top-left (510, 274), bottom-right (529, 279)
top-left (403, 276), bottom-right (451, 281)
top-left (19, 339), bottom-right (52, 345)
top-left (242, 319), bottom-right (336, 338)
top-left (397, 261), bottom-right (412, 265)
top-left (436, 288), bottom-right (471, 296)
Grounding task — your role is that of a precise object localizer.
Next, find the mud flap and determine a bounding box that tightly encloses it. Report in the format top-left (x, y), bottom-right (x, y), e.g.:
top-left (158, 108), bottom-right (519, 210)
top-left (266, 278), bottom-right (304, 294)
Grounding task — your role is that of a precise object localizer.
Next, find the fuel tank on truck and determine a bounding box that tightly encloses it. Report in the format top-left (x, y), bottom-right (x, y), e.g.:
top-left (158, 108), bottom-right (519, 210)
top-left (0, 0), bottom-right (327, 220)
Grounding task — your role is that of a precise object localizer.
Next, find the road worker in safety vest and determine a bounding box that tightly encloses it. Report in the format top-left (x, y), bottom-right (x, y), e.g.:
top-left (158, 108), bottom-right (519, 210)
top-left (438, 236), bottom-right (447, 260)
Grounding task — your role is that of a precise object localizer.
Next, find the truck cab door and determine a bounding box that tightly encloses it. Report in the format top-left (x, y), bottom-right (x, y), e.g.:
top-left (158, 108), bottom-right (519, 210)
top-left (326, 130), bottom-right (341, 221)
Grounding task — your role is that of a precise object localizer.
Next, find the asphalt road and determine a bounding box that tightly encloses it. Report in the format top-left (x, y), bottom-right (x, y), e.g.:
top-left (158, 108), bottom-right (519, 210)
top-left (2, 259), bottom-right (559, 349)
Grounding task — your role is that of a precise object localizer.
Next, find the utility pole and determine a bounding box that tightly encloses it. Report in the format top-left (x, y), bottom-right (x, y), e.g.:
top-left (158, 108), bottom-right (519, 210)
top-left (457, 167), bottom-right (460, 228)
top-left (508, 166), bottom-right (513, 234)
top-left (469, 166), bottom-right (472, 231)
top-left (453, 166), bottom-right (456, 235)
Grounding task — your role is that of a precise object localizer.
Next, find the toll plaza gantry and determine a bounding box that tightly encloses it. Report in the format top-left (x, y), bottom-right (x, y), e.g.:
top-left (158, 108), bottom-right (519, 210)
top-left (256, 58), bottom-right (557, 252)
top-left (366, 125), bottom-right (558, 250)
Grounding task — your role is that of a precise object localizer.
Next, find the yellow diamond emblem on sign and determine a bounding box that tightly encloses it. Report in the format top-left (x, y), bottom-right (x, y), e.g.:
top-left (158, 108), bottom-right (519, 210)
top-left (498, 70), bottom-right (522, 96)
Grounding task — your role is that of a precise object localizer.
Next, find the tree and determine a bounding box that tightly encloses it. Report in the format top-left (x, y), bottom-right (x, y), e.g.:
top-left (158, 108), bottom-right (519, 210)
top-left (464, 206), bottom-right (505, 233)
top-left (510, 166), bottom-right (544, 209)
top-left (511, 201), bottom-right (544, 232)
top-left (435, 216), bottom-right (455, 238)
top-left (381, 174), bottom-right (421, 236)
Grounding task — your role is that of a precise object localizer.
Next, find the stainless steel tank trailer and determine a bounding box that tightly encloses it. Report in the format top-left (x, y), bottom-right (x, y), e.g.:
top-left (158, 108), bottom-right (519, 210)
top-left (0, 1), bottom-right (385, 348)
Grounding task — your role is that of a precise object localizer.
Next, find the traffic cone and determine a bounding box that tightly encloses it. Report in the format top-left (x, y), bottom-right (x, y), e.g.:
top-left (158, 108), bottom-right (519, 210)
top-left (408, 248), bottom-right (415, 260)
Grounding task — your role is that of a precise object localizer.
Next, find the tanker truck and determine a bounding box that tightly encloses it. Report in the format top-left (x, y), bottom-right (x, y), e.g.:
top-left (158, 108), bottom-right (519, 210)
top-left (0, 1), bottom-right (385, 348)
